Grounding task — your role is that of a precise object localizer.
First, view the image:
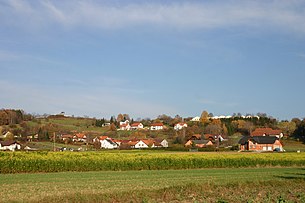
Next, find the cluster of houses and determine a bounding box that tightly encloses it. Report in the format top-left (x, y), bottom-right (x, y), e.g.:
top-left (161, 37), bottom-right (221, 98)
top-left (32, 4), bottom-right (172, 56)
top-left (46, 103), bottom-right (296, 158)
top-left (59, 132), bottom-right (169, 150)
top-left (184, 134), bottom-right (225, 148)
top-left (118, 120), bottom-right (188, 131)
top-left (190, 115), bottom-right (260, 121)
top-left (61, 133), bottom-right (87, 142)
top-left (0, 124), bottom-right (284, 152)
top-left (92, 136), bottom-right (169, 149)
top-left (183, 127), bottom-right (284, 152)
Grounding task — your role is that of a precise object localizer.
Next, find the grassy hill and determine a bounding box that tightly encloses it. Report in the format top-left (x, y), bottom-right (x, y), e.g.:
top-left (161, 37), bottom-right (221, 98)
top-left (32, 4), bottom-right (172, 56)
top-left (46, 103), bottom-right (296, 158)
top-left (1, 116), bottom-right (305, 152)
top-left (27, 117), bottom-right (109, 133)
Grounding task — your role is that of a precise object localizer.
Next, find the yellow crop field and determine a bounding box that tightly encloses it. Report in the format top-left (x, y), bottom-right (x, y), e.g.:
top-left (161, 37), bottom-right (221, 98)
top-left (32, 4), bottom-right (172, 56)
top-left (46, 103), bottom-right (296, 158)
top-left (0, 151), bottom-right (304, 173)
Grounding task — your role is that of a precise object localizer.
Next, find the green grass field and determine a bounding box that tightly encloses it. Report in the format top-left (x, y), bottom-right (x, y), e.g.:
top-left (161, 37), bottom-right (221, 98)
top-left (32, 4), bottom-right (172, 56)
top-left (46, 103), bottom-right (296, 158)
top-left (26, 141), bottom-right (83, 151)
top-left (27, 117), bottom-right (109, 133)
top-left (282, 139), bottom-right (305, 152)
top-left (0, 167), bottom-right (304, 202)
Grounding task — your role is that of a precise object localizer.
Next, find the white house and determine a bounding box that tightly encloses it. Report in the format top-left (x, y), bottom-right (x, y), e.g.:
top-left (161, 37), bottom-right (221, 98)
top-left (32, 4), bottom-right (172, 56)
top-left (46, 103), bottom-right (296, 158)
top-left (119, 120), bottom-right (130, 125)
top-left (94, 136), bottom-right (118, 149)
top-left (174, 122), bottom-right (188, 131)
top-left (130, 122), bottom-right (144, 130)
top-left (119, 123), bottom-right (131, 131)
top-left (102, 123), bottom-right (111, 127)
top-left (93, 136), bottom-right (108, 143)
top-left (73, 133), bottom-right (87, 142)
top-left (190, 116), bottom-right (200, 122)
top-left (150, 123), bottom-right (164, 131)
top-left (160, 139), bottom-right (169, 148)
top-left (134, 140), bottom-right (149, 149)
top-left (100, 138), bottom-right (118, 149)
top-left (0, 141), bottom-right (21, 151)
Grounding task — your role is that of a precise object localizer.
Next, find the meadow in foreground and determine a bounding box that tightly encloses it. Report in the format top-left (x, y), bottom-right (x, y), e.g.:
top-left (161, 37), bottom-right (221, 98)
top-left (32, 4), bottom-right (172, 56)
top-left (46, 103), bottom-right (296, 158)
top-left (0, 167), bottom-right (304, 202)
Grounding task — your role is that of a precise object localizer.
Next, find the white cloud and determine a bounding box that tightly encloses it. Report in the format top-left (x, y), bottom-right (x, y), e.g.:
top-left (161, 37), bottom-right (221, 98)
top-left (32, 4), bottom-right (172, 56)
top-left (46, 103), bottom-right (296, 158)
top-left (1, 0), bottom-right (305, 34)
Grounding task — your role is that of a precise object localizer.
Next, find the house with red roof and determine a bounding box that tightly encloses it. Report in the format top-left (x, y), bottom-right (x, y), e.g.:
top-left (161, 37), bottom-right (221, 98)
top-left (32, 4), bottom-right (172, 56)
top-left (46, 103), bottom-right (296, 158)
top-left (174, 122), bottom-right (188, 131)
top-left (119, 123), bottom-right (131, 131)
top-left (251, 128), bottom-right (283, 138)
top-left (73, 133), bottom-right (87, 142)
top-left (184, 139), bottom-right (213, 148)
top-left (93, 136), bottom-right (108, 143)
top-left (191, 134), bottom-right (202, 140)
top-left (135, 140), bottom-right (150, 148)
top-left (93, 136), bottom-right (118, 149)
top-left (239, 135), bottom-right (283, 151)
top-left (122, 138), bottom-right (169, 149)
top-left (131, 122), bottom-right (144, 130)
top-left (150, 123), bottom-right (164, 131)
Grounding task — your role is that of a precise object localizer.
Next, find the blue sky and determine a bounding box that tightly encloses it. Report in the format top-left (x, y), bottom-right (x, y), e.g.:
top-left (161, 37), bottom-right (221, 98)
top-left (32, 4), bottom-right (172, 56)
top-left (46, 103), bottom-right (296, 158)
top-left (1, 0), bottom-right (305, 120)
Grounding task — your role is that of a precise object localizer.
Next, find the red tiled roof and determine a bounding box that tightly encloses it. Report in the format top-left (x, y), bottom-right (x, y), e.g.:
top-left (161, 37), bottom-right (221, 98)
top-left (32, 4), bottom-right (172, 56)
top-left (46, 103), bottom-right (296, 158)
top-left (141, 139), bottom-right (154, 146)
top-left (120, 123), bottom-right (130, 127)
top-left (204, 134), bottom-right (215, 140)
top-left (131, 123), bottom-right (142, 127)
top-left (251, 128), bottom-right (282, 136)
top-left (75, 133), bottom-right (86, 138)
top-left (99, 136), bottom-right (109, 140)
top-left (151, 123), bottom-right (164, 126)
top-left (192, 134), bottom-right (202, 139)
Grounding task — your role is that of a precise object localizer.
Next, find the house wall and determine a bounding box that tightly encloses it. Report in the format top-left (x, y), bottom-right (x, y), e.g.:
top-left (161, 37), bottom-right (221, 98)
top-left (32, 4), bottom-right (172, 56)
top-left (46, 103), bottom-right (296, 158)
top-left (161, 140), bottom-right (168, 148)
top-left (184, 140), bottom-right (193, 147)
top-left (206, 141), bottom-right (213, 146)
top-left (120, 124), bottom-right (131, 130)
top-left (241, 140), bottom-right (283, 151)
top-left (135, 141), bottom-right (149, 149)
top-left (0, 143), bottom-right (21, 151)
top-left (195, 144), bottom-right (205, 148)
top-left (240, 145), bottom-right (246, 150)
top-left (131, 124), bottom-right (143, 130)
top-left (174, 124), bottom-right (187, 131)
top-left (273, 140), bottom-right (283, 150)
top-left (73, 136), bottom-right (87, 142)
top-left (101, 140), bottom-right (118, 149)
top-left (150, 126), bottom-right (163, 130)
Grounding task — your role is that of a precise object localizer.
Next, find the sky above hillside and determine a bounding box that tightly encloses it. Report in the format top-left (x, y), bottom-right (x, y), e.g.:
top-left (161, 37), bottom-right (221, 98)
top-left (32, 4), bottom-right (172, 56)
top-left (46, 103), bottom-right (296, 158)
top-left (1, 0), bottom-right (305, 120)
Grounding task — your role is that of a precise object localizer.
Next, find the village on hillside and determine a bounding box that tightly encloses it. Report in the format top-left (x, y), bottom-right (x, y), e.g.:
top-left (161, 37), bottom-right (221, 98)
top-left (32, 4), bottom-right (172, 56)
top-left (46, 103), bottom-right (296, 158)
top-left (0, 109), bottom-right (304, 152)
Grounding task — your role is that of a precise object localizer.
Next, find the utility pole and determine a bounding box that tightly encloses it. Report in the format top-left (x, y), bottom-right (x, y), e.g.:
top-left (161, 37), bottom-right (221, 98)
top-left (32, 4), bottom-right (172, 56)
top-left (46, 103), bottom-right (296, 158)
top-left (53, 132), bottom-right (56, 152)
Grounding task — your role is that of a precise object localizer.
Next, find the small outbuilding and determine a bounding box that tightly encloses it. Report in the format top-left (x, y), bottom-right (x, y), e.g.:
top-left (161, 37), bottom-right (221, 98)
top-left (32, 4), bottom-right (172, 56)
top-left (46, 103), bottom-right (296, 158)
top-left (0, 141), bottom-right (21, 151)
